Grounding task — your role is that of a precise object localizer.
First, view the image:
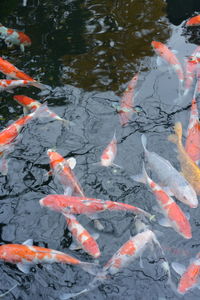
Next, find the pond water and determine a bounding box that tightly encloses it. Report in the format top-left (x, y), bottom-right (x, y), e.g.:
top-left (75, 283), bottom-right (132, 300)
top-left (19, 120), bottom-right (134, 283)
top-left (0, 0), bottom-right (200, 299)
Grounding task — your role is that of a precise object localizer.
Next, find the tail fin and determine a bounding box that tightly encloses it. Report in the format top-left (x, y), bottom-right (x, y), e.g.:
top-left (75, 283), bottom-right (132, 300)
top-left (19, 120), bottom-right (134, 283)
top-left (59, 288), bottom-right (90, 300)
top-left (80, 262), bottom-right (101, 276)
top-left (29, 81), bottom-right (49, 90)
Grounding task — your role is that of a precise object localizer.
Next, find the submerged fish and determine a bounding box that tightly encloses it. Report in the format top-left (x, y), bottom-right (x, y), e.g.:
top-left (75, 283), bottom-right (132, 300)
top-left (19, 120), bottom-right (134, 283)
top-left (151, 41), bottom-right (184, 91)
top-left (185, 97), bottom-right (200, 164)
top-left (0, 239), bottom-right (99, 275)
top-left (172, 256), bottom-right (200, 294)
top-left (0, 57), bottom-right (45, 89)
top-left (64, 213), bottom-right (101, 258)
top-left (0, 79), bottom-right (42, 92)
top-left (60, 229), bottom-right (168, 299)
top-left (184, 46), bottom-right (200, 96)
top-left (132, 163), bottom-right (192, 239)
top-left (141, 134), bottom-right (198, 208)
top-left (186, 15), bottom-right (200, 26)
top-left (0, 24), bottom-right (31, 52)
top-left (47, 149), bottom-right (85, 196)
top-left (39, 195), bottom-right (153, 219)
top-left (13, 95), bottom-right (68, 123)
top-left (168, 122), bottom-right (200, 195)
top-left (101, 132), bottom-right (117, 167)
top-left (119, 73), bottom-right (139, 126)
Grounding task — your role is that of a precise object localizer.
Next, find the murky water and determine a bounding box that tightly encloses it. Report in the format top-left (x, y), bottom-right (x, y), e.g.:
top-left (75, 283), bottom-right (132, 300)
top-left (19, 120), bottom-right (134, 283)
top-left (0, 0), bottom-right (200, 299)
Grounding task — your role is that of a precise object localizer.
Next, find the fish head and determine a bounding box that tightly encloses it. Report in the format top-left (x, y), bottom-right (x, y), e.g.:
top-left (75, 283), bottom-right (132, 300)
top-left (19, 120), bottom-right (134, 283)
top-left (179, 185), bottom-right (198, 208)
top-left (47, 149), bottom-right (64, 169)
top-left (178, 260), bottom-right (200, 294)
top-left (39, 195), bottom-right (64, 212)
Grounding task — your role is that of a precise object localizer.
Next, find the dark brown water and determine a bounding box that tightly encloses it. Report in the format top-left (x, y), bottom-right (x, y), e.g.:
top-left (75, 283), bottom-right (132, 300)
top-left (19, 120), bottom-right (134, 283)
top-left (0, 0), bottom-right (200, 299)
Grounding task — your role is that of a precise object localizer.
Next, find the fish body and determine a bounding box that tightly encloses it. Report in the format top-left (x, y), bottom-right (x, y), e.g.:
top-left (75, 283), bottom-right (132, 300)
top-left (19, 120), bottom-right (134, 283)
top-left (151, 41), bottom-right (184, 87)
top-left (0, 241), bottom-right (98, 275)
top-left (119, 74), bottom-right (139, 126)
top-left (186, 15), bottom-right (200, 26)
top-left (47, 149), bottom-right (85, 197)
top-left (177, 258), bottom-right (200, 294)
top-left (133, 165), bottom-right (192, 239)
top-left (101, 132), bottom-right (117, 167)
top-left (64, 214), bottom-right (100, 258)
top-left (0, 79), bottom-right (39, 92)
top-left (185, 98), bottom-right (200, 163)
top-left (0, 57), bottom-right (45, 89)
top-left (184, 47), bottom-right (200, 96)
top-left (141, 134), bottom-right (198, 208)
top-left (39, 195), bottom-right (152, 219)
top-left (169, 122), bottom-right (200, 195)
top-left (13, 95), bottom-right (65, 122)
top-left (0, 24), bottom-right (31, 52)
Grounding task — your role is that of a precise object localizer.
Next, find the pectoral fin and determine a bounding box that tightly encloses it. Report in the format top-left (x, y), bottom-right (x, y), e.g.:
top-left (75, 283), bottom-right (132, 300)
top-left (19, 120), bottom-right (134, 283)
top-left (158, 218), bottom-right (172, 227)
top-left (171, 262), bottom-right (186, 276)
top-left (17, 263), bottom-right (32, 274)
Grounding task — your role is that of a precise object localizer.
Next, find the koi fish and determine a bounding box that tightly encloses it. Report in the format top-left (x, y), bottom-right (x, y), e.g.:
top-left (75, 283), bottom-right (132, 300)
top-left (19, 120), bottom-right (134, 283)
top-left (0, 105), bottom-right (46, 174)
top-left (184, 46), bottom-right (200, 96)
top-left (0, 57), bottom-right (46, 89)
top-left (172, 257), bottom-right (200, 294)
top-left (47, 149), bottom-right (85, 196)
top-left (185, 97), bottom-right (200, 164)
top-left (141, 134), bottom-right (198, 208)
top-left (151, 41), bottom-right (184, 92)
top-left (60, 229), bottom-right (168, 299)
top-left (0, 24), bottom-right (31, 52)
top-left (132, 163), bottom-right (192, 239)
top-left (64, 213), bottom-right (100, 258)
top-left (168, 122), bottom-right (200, 195)
top-left (13, 95), bottom-right (68, 122)
top-left (101, 132), bottom-right (117, 167)
top-left (118, 73), bottom-right (139, 126)
top-left (39, 195), bottom-right (153, 219)
top-left (186, 15), bottom-right (200, 26)
top-left (0, 239), bottom-right (99, 275)
top-left (0, 79), bottom-right (43, 92)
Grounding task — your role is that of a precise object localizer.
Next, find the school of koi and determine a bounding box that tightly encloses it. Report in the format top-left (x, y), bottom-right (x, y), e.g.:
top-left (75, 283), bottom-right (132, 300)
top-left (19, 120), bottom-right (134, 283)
top-left (1, 13), bottom-right (200, 300)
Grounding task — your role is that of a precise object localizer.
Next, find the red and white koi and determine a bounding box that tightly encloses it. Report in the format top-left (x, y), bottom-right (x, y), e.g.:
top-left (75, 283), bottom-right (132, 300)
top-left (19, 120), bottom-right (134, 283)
top-left (60, 229), bottom-right (169, 299)
top-left (185, 97), bottom-right (200, 164)
top-left (0, 239), bottom-right (99, 275)
top-left (172, 255), bottom-right (200, 294)
top-left (13, 95), bottom-right (67, 122)
top-left (151, 41), bottom-right (184, 91)
top-left (64, 214), bottom-right (101, 258)
top-left (132, 164), bottom-right (192, 239)
top-left (39, 195), bottom-right (153, 219)
top-left (47, 149), bottom-right (85, 196)
top-left (0, 79), bottom-right (42, 92)
top-left (186, 15), bottom-right (200, 27)
top-left (0, 24), bottom-right (31, 52)
top-left (118, 73), bottom-right (139, 126)
top-left (101, 132), bottom-right (117, 167)
top-left (0, 57), bottom-right (45, 89)
top-left (184, 46), bottom-right (200, 96)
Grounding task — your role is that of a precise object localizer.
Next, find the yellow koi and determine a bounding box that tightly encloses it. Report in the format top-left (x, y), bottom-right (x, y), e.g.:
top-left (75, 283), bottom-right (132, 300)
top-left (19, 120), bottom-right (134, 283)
top-left (168, 122), bottom-right (200, 195)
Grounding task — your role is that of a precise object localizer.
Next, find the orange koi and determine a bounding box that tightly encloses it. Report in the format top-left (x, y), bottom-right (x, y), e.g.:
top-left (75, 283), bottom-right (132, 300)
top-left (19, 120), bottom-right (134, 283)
top-left (172, 256), bottom-right (200, 294)
top-left (0, 24), bottom-right (31, 52)
top-left (13, 95), bottom-right (67, 122)
top-left (119, 73), bottom-right (139, 126)
top-left (64, 214), bottom-right (100, 258)
top-left (0, 239), bottom-right (99, 275)
top-left (0, 79), bottom-right (42, 91)
top-left (186, 15), bottom-right (200, 26)
top-left (39, 195), bottom-right (153, 219)
top-left (47, 149), bottom-right (85, 196)
top-left (184, 46), bottom-right (200, 96)
top-left (0, 57), bottom-right (45, 89)
top-left (132, 164), bottom-right (192, 239)
top-left (100, 132), bottom-right (117, 167)
top-left (185, 97), bottom-right (200, 164)
top-left (151, 41), bottom-right (184, 89)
